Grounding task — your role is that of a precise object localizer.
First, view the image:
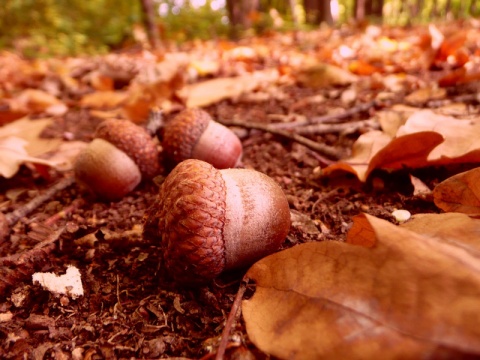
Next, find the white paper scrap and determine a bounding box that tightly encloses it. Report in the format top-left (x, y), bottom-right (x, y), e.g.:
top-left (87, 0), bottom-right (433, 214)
top-left (32, 265), bottom-right (84, 299)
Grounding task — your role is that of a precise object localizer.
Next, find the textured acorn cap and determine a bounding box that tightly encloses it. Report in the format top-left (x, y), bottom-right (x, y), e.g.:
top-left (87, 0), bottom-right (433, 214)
top-left (144, 159), bottom-right (227, 285)
top-left (95, 119), bottom-right (161, 179)
top-left (161, 108), bottom-right (211, 164)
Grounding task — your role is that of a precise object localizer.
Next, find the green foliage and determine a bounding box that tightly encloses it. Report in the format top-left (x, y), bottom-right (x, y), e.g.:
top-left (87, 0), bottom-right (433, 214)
top-left (1, 0), bottom-right (479, 58)
top-left (0, 0), bottom-right (140, 57)
top-left (159, 1), bottom-right (229, 42)
top-left (383, 0), bottom-right (478, 25)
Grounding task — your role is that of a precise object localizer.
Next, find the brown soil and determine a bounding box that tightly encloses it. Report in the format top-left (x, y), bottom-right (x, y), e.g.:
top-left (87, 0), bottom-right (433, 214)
top-left (0, 50), bottom-right (474, 358)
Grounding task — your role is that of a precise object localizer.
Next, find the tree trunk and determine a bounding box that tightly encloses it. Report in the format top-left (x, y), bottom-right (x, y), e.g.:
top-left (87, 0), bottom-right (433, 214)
top-left (304, 0), bottom-right (333, 25)
top-left (371, 0), bottom-right (383, 17)
top-left (289, 0), bottom-right (299, 27)
top-left (432, 0), bottom-right (438, 18)
top-left (470, 0), bottom-right (477, 15)
top-left (139, 0), bottom-right (162, 50)
top-left (355, 0), bottom-right (383, 20)
top-left (411, 0), bottom-right (424, 18)
top-left (355, 0), bottom-right (366, 21)
top-left (445, 0), bottom-right (452, 12)
top-left (226, 0), bottom-right (259, 37)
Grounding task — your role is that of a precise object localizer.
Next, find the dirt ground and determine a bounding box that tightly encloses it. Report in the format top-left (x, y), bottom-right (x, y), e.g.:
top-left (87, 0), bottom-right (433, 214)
top-left (0, 32), bottom-right (478, 358)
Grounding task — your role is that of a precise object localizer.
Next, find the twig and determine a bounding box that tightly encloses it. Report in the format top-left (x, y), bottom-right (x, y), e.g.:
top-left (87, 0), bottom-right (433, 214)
top-left (293, 118), bottom-right (379, 135)
top-left (452, 93), bottom-right (480, 104)
top-left (215, 279), bottom-right (247, 360)
top-left (0, 226), bottom-right (65, 296)
top-left (218, 119), bottom-right (342, 160)
top-left (270, 100), bottom-right (378, 129)
top-left (4, 176), bottom-right (75, 227)
top-left (44, 198), bottom-right (85, 227)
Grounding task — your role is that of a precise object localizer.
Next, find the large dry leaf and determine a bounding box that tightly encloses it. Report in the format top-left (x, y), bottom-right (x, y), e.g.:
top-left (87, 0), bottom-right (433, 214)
top-left (243, 213), bottom-right (480, 359)
top-left (295, 63), bottom-right (358, 88)
top-left (177, 69), bottom-right (280, 108)
top-left (404, 87), bottom-right (446, 106)
top-left (0, 117), bottom-right (62, 177)
top-left (324, 130), bottom-right (443, 181)
top-left (80, 91), bottom-right (128, 109)
top-left (0, 137), bottom-right (58, 178)
top-left (433, 167), bottom-right (480, 215)
top-left (123, 53), bottom-right (188, 122)
top-left (398, 110), bottom-right (480, 161)
top-left (400, 212), bottom-right (480, 252)
top-left (376, 104), bottom-right (418, 137)
top-left (0, 117), bottom-right (60, 156)
top-left (324, 110), bottom-right (480, 181)
top-left (8, 89), bottom-right (68, 116)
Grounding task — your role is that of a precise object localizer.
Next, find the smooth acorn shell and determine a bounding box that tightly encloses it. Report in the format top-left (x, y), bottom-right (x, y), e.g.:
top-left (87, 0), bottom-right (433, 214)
top-left (143, 159), bottom-right (290, 285)
top-left (162, 108), bottom-right (242, 169)
top-left (221, 168), bottom-right (291, 270)
top-left (74, 138), bottom-right (141, 200)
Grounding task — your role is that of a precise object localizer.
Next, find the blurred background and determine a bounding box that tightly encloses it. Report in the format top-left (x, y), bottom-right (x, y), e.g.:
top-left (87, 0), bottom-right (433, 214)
top-left (0, 0), bottom-right (478, 57)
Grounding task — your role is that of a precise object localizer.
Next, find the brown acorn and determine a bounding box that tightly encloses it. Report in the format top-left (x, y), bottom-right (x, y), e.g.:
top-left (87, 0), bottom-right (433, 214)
top-left (74, 119), bottom-right (161, 200)
top-left (144, 159), bottom-right (291, 285)
top-left (161, 108), bottom-right (242, 169)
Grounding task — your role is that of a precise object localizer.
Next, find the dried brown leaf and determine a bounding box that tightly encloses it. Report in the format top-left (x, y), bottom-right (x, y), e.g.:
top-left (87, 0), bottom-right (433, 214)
top-left (324, 110), bottom-right (480, 181)
top-left (397, 110), bottom-right (480, 161)
top-left (0, 117), bottom-right (62, 177)
top-left (177, 69), bottom-right (280, 108)
top-left (401, 213), bottom-right (480, 253)
top-left (296, 63), bottom-right (358, 88)
top-left (122, 53), bottom-right (188, 122)
top-left (433, 167), bottom-right (480, 215)
top-left (80, 91), bottom-right (128, 109)
top-left (9, 89), bottom-right (67, 116)
top-left (405, 87), bottom-right (446, 105)
top-left (243, 214), bottom-right (480, 359)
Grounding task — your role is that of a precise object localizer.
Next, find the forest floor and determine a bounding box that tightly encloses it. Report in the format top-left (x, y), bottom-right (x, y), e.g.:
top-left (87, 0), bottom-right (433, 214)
top-left (1, 20), bottom-right (480, 359)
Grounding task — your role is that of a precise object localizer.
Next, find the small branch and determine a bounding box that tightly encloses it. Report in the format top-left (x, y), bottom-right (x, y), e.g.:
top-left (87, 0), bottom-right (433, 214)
top-left (5, 176), bottom-right (75, 227)
top-left (215, 279), bottom-right (247, 360)
top-left (44, 198), bottom-right (85, 227)
top-left (270, 100), bottom-right (379, 130)
top-left (293, 118), bottom-right (379, 135)
top-left (0, 226), bottom-right (65, 296)
top-left (219, 119), bottom-right (342, 160)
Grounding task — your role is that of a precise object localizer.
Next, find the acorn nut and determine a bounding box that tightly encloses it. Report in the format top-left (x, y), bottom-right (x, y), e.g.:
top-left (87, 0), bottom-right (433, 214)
top-left (74, 119), bottom-right (161, 200)
top-left (162, 108), bottom-right (242, 169)
top-left (143, 159), bottom-right (291, 285)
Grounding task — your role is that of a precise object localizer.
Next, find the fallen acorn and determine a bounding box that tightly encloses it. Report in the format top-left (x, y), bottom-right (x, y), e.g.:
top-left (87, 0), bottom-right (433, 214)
top-left (74, 119), bottom-right (161, 201)
top-left (143, 158), bottom-right (291, 285)
top-left (160, 108), bottom-right (243, 169)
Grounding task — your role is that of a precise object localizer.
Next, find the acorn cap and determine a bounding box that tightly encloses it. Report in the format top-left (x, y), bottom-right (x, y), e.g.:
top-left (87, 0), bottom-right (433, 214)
top-left (95, 119), bottom-right (161, 179)
top-left (144, 159), bottom-right (227, 285)
top-left (161, 108), bottom-right (210, 164)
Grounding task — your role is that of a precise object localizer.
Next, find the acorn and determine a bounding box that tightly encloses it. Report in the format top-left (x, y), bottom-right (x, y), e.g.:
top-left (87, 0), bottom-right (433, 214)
top-left (161, 108), bottom-right (242, 169)
top-left (143, 159), bottom-right (290, 285)
top-left (74, 119), bottom-right (161, 200)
